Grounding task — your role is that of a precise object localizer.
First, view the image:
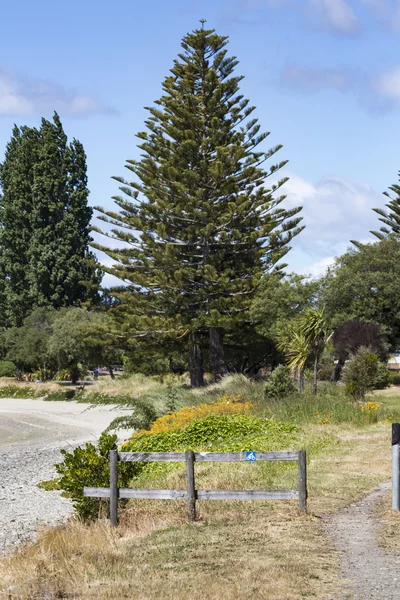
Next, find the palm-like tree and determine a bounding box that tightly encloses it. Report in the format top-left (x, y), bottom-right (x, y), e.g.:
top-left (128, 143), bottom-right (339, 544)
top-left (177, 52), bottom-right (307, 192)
top-left (300, 308), bottom-right (327, 394)
top-left (275, 322), bottom-right (309, 392)
top-left (275, 308), bottom-right (328, 394)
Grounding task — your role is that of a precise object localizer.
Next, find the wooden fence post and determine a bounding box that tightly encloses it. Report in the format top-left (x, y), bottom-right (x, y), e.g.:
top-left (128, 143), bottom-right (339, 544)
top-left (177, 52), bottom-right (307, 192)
top-left (185, 450), bottom-right (196, 522)
top-left (392, 423), bottom-right (400, 511)
top-left (298, 450), bottom-right (307, 513)
top-left (109, 450), bottom-right (119, 526)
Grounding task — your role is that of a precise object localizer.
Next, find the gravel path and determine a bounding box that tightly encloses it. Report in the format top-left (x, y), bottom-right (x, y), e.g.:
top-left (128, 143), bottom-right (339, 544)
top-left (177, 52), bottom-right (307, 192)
top-left (0, 398), bottom-right (133, 554)
top-left (324, 481), bottom-right (400, 599)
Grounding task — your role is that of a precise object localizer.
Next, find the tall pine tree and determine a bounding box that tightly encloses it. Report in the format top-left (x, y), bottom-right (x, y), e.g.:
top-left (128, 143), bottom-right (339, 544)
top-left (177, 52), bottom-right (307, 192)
top-left (94, 24), bottom-right (303, 386)
top-left (0, 113), bottom-right (101, 326)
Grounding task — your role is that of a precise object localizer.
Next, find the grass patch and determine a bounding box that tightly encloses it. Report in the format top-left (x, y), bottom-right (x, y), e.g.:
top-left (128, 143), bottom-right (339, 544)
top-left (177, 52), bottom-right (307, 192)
top-left (37, 479), bottom-right (61, 491)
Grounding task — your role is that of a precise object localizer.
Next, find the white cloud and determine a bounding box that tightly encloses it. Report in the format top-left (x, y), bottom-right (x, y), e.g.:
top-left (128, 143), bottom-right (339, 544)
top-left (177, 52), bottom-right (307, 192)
top-left (302, 256), bottom-right (336, 277)
top-left (281, 173), bottom-right (384, 275)
top-left (280, 64), bottom-right (353, 92)
top-left (375, 67), bottom-right (400, 103)
top-left (0, 68), bottom-right (115, 117)
top-left (309, 0), bottom-right (359, 34)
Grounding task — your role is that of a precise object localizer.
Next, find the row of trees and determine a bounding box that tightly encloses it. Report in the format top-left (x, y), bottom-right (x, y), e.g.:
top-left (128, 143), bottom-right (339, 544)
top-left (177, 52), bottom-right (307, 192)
top-left (0, 23), bottom-right (400, 388)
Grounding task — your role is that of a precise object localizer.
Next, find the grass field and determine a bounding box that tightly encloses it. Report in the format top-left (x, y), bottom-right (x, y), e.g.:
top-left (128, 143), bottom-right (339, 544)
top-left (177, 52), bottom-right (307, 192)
top-left (1, 377), bottom-right (400, 599)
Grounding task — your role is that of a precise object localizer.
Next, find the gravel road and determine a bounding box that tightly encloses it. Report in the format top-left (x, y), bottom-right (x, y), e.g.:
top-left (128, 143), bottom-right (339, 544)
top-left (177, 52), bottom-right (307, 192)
top-left (0, 398), bottom-right (133, 554)
top-left (324, 481), bottom-right (400, 599)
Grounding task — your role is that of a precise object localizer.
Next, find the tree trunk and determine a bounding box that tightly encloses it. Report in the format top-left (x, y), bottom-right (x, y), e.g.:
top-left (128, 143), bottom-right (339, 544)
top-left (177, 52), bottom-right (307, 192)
top-left (209, 327), bottom-right (228, 381)
top-left (70, 364), bottom-right (80, 385)
top-left (297, 367), bottom-right (303, 392)
top-left (189, 334), bottom-right (204, 388)
top-left (107, 364), bottom-right (115, 380)
top-left (331, 357), bottom-right (345, 382)
top-left (313, 354), bottom-right (318, 395)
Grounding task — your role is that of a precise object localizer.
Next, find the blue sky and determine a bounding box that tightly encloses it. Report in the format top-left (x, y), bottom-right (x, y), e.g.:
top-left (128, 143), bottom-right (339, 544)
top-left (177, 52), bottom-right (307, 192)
top-left (1, 0), bottom-right (400, 279)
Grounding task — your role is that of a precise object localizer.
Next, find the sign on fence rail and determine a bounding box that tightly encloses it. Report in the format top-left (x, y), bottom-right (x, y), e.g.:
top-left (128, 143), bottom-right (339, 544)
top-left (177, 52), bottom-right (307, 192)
top-left (84, 450), bottom-right (308, 525)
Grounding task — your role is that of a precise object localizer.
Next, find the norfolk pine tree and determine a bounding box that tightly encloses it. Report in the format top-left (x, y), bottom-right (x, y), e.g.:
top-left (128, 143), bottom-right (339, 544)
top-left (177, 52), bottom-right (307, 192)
top-left (371, 172), bottom-right (400, 239)
top-left (94, 23), bottom-right (303, 386)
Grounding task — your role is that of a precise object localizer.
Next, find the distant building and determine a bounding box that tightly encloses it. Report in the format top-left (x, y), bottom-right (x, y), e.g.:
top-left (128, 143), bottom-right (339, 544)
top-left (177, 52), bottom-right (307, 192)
top-left (388, 353), bottom-right (400, 371)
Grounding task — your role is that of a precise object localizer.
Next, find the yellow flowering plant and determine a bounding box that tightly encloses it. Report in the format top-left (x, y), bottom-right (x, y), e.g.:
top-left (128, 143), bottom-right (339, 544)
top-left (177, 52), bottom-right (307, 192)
top-left (138, 394), bottom-right (251, 435)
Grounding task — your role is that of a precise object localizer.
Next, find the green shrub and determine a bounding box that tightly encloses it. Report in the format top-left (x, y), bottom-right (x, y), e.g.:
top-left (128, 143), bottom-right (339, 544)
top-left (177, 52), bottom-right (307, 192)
top-left (123, 414), bottom-right (299, 454)
top-left (373, 362), bottom-right (391, 390)
top-left (343, 347), bottom-right (380, 400)
top-left (55, 433), bottom-right (136, 521)
top-left (0, 361), bottom-right (17, 377)
top-left (264, 365), bottom-right (296, 400)
top-left (389, 371), bottom-right (400, 386)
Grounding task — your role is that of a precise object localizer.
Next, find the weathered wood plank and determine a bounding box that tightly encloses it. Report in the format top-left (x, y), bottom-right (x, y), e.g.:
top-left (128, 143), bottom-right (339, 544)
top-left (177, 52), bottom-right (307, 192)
top-left (194, 451), bottom-right (299, 462)
top-left (196, 489), bottom-right (299, 500)
top-left (185, 450), bottom-right (196, 522)
top-left (118, 452), bottom-right (186, 462)
top-left (119, 488), bottom-right (187, 500)
top-left (84, 488), bottom-right (299, 501)
top-left (109, 450), bottom-right (118, 526)
top-left (84, 487), bottom-right (110, 498)
top-left (298, 450), bottom-right (307, 513)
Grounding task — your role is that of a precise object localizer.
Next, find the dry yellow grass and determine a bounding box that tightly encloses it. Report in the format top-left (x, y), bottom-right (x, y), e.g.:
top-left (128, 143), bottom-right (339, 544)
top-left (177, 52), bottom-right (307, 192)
top-left (375, 490), bottom-right (400, 552)
top-left (0, 421), bottom-right (395, 599)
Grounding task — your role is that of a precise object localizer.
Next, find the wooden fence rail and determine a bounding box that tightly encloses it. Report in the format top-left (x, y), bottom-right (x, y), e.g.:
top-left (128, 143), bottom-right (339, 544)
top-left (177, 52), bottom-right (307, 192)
top-left (84, 449), bottom-right (307, 525)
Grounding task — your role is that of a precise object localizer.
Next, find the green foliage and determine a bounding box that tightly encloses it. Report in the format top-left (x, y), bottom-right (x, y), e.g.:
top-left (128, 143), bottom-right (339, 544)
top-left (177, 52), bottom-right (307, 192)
top-left (0, 360), bottom-right (17, 377)
top-left (261, 382), bottom-right (391, 426)
top-left (37, 478), bottom-right (61, 491)
top-left (123, 414), bottom-right (298, 454)
top-left (3, 308), bottom-right (57, 374)
top-left (264, 365), bottom-right (296, 400)
top-left (0, 114), bottom-right (101, 328)
top-left (389, 371), bottom-right (400, 386)
top-left (105, 398), bottom-right (158, 433)
top-left (371, 172), bottom-right (400, 239)
top-left (322, 238), bottom-right (400, 348)
top-left (0, 385), bottom-right (40, 398)
top-left (44, 389), bottom-right (77, 402)
top-left (251, 272), bottom-right (320, 340)
top-left (343, 347), bottom-right (381, 400)
top-left (373, 361), bottom-right (391, 390)
top-left (55, 433), bottom-right (135, 521)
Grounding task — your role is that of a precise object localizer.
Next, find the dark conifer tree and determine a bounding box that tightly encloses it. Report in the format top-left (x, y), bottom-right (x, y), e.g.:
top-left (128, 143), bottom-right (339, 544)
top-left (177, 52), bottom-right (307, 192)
top-left (94, 23), bottom-right (303, 386)
top-left (0, 113), bottom-right (101, 326)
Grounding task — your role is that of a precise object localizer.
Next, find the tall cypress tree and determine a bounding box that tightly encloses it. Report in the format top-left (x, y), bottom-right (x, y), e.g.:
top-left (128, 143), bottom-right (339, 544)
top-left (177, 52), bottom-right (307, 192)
top-left (0, 113), bottom-right (101, 326)
top-left (94, 23), bottom-right (303, 385)
top-left (371, 172), bottom-right (400, 239)
top-left (0, 125), bottom-right (40, 326)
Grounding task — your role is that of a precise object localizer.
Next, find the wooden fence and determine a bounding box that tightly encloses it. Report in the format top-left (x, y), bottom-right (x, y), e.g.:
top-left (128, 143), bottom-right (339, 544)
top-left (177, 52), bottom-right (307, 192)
top-left (84, 450), bottom-right (307, 525)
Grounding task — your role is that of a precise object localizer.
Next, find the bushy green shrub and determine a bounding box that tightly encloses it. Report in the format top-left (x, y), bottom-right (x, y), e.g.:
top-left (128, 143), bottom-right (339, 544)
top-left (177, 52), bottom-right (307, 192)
top-left (0, 361), bottom-right (17, 377)
top-left (123, 414), bottom-right (299, 454)
top-left (343, 347), bottom-right (380, 400)
top-left (264, 365), bottom-right (296, 399)
top-left (55, 433), bottom-right (136, 521)
top-left (373, 362), bottom-right (391, 390)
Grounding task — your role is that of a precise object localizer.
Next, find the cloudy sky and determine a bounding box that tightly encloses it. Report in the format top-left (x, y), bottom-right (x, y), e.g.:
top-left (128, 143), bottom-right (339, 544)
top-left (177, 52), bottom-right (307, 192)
top-left (1, 0), bottom-right (399, 279)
